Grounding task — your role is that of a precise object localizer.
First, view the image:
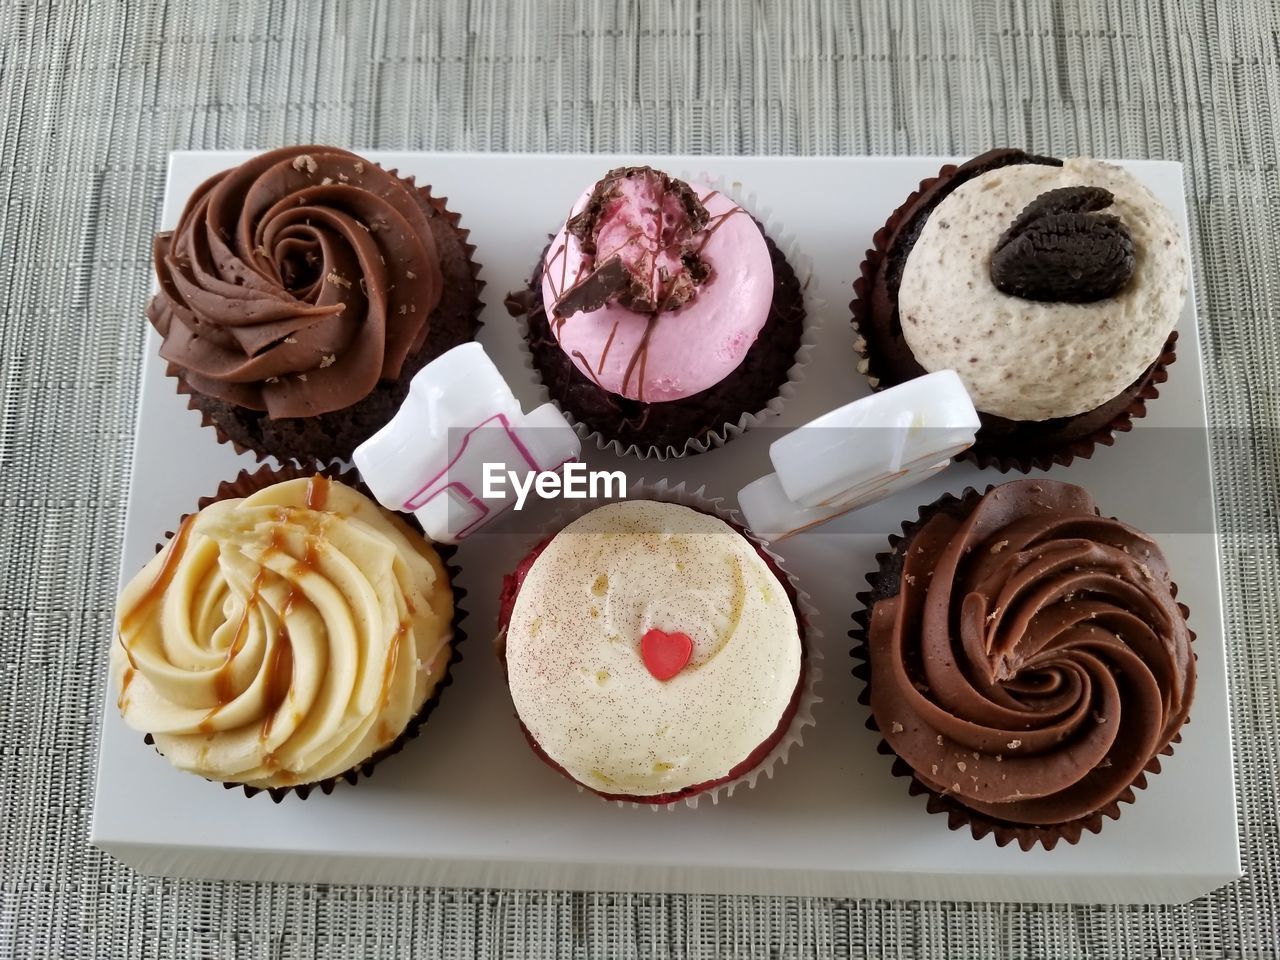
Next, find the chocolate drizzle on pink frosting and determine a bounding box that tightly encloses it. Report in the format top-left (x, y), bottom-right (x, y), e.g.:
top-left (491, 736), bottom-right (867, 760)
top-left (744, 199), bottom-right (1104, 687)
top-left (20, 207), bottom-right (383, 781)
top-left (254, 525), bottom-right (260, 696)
top-left (867, 480), bottom-right (1195, 828)
top-left (542, 168), bottom-right (751, 402)
top-left (148, 146), bottom-right (445, 418)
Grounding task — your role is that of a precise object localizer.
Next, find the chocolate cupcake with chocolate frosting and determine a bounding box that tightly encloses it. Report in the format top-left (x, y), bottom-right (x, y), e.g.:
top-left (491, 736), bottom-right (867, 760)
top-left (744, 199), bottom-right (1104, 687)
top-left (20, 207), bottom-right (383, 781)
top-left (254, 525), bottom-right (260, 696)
top-left (507, 166), bottom-right (808, 459)
top-left (851, 480), bottom-right (1196, 849)
top-left (149, 145), bottom-right (483, 463)
top-left (853, 150), bottom-right (1188, 472)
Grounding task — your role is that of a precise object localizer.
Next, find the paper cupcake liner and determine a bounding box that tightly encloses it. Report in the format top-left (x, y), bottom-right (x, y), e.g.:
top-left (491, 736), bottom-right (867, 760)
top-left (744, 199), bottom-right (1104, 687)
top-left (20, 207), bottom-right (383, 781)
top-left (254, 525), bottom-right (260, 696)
top-left (165, 175), bottom-right (486, 468)
top-left (848, 485), bottom-right (1194, 850)
top-left (134, 461), bottom-right (468, 802)
top-left (496, 477), bottom-right (823, 810)
top-left (509, 171), bottom-right (819, 461)
top-left (850, 157), bottom-right (1178, 474)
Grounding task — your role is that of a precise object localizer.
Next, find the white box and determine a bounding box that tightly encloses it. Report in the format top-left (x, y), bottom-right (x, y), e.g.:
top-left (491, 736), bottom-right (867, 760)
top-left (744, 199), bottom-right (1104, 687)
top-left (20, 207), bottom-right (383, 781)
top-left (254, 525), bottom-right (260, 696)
top-left (92, 152), bottom-right (1240, 904)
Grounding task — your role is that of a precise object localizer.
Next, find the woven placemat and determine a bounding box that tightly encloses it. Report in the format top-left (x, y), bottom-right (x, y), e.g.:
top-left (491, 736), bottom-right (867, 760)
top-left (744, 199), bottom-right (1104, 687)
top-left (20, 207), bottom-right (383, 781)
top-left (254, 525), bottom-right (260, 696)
top-left (1, 1), bottom-right (1276, 957)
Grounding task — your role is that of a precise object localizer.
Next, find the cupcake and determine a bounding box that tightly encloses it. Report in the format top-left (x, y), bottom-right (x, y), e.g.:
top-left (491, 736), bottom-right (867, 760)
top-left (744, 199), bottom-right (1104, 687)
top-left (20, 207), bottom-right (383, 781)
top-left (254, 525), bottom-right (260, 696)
top-left (497, 498), bottom-right (809, 804)
top-left (852, 479), bottom-right (1196, 849)
top-left (506, 166), bottom-right (807, 458)
top-left (111, 467), bottom-right (460, 800)
top-left (148, 145), bottom-right (483, 463)
top-left (853, 149), bottom-right (1188, 471)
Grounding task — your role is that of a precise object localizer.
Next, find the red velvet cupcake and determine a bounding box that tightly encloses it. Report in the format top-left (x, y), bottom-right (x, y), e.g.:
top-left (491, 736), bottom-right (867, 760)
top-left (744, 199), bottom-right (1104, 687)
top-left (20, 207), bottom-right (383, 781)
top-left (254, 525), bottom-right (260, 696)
top-left (497, 494), bottom-right (817, 806)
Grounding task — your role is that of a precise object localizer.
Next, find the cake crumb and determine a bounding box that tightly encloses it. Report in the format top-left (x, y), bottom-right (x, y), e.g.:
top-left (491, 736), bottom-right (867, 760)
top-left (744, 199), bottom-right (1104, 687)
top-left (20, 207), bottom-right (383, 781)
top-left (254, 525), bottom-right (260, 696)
top-left (296, 373), bottom-right (308, 382)
top-left (1007, 740), bottom-right (1022, 750)
top-left (990, 540), bottom-right (1009, 554)
top-left (406, 270), bottom-right (416, 279)
top-left (283, 337), bottom-right (297, 344)
top-left (936, 735), bottom-right (944, 746)
top-left (890, 721), bottom-right (904, 733)
top-left (319, 354), bottom-right (336, 368)
top-left (957, 761), bottom-right (967, 772)
top-left (326, 270), bottom-right (352, 289)
top-left (291, 154), bottom-right (318, 175)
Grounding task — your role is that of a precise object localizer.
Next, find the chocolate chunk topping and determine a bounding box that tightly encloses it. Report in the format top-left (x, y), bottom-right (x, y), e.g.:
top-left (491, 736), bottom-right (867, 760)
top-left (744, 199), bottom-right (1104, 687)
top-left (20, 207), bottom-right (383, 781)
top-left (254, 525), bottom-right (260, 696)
top-left (989, 186), bottom-right (1135, 303)
top-left (556, 166), bottom-right (712, 318)
top-left (551, 257), bottom-right (633, 318)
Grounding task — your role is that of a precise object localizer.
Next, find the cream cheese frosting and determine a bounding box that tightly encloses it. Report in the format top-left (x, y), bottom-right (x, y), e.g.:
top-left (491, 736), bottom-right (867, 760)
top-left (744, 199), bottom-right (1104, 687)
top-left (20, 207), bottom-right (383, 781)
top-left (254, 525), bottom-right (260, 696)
top-left (898, 158), bottom-right (1188, 421)
top-left (540, 180), bottom-right (775, 403)
top-left (112, 476), bottom-right (454, 789)
top-left (503, 500), bottom-right (802, 797)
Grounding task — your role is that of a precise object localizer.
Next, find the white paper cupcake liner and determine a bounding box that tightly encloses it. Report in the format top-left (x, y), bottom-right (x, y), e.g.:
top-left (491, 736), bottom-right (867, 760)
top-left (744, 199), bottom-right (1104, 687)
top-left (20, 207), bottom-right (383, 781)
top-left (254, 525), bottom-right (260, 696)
top-left (499, 477), bottom-right (823, 810)
top-left (513, 170), bottom-right (821, 461)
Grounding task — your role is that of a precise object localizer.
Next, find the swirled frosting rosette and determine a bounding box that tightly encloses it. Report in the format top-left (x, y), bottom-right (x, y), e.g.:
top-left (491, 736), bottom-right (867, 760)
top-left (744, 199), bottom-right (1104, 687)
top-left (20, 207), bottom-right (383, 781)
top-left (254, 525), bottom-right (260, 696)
top-left (852, 480), bottom-right (1195, 849)
top-left (148, 145), bottom-right (482, 463)
top-left (111, 467), bottom-right (459, 799)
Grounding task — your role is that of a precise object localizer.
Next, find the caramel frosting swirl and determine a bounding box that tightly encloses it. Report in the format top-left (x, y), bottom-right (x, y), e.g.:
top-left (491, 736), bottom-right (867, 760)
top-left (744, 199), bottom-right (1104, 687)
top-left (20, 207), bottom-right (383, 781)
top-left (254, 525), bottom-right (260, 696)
top-left (868, 480), bottom-right (1194, 826)
top-left (112, 477), bottom-right (454, 789)
top-left (148, 146), bottom-right (445, 418)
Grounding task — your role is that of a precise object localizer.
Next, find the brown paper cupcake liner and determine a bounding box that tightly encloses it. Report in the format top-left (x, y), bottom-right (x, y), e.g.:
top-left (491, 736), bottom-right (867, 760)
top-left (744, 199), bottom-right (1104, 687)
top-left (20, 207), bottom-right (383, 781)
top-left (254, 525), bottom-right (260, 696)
top-left (164, 175), bottom-right (485, 468)
top-left (850, 158), bottom-right (1178, 474)
top-left (495, 478), bottom-right (822, 809)
top-left (848, 485), bottom-right (1194, 851)
top-left (138, 461), bottom-right (467, 803)
top-left (507, 174), bottom-right (817, 462)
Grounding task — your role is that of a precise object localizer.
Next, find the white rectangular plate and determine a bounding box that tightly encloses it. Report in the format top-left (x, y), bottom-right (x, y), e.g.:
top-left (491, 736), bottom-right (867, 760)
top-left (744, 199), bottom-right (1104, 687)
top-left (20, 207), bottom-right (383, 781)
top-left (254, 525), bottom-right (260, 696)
top-left (92, 152), bottom-right (1240, 904)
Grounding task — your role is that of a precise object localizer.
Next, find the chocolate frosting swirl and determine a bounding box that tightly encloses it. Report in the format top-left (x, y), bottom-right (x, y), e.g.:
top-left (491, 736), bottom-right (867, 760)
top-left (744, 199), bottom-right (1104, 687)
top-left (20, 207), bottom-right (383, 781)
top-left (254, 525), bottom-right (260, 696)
top-left (147, 146), bottom-right (445, 418)
top-left (868, 480), bottom-right (1194, 827)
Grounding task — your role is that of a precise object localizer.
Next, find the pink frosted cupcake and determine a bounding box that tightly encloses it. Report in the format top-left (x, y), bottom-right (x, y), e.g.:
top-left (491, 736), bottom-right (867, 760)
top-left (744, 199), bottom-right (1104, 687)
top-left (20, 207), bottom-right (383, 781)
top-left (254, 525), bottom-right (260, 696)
top-left (507, 166), bottom-right (808, 458)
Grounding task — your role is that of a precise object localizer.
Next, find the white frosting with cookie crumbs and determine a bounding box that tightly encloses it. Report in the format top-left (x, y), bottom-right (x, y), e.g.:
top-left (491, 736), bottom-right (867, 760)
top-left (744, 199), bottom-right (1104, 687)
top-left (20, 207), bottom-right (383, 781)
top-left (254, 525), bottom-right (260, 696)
top-left (898, 158), bottom-right (1188, 420)
top-left (504, 500), bottom-right (802, 797)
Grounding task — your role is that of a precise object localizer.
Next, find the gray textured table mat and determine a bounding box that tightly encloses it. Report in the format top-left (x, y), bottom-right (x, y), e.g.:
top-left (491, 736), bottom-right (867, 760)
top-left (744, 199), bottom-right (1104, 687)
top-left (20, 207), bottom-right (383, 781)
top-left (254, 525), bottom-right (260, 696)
top-left (1, 1), bottom-right (1276, 957)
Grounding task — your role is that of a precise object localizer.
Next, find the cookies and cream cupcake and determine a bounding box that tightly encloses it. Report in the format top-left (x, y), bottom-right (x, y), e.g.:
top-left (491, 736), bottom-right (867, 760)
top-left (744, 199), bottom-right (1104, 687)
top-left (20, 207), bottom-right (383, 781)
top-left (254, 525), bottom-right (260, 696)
top-left (853, 149), bottom-right (1188, 471)
top-left (497, 498), bottom-right (810, 804)
top-left (148, 145), bottom-right (483, 464)
top-left (851, 479), bottom-right (1196, 849)
top-left (507, 166), bottom-right (808, 458)
top-left (111, 468), bottom-right (459, 800)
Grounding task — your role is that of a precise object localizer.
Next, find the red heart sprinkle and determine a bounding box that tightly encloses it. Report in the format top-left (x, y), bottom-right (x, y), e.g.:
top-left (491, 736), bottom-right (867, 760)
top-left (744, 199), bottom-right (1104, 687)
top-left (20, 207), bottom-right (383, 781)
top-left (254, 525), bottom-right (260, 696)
top-left (640, 628), bottom-right (693, 681)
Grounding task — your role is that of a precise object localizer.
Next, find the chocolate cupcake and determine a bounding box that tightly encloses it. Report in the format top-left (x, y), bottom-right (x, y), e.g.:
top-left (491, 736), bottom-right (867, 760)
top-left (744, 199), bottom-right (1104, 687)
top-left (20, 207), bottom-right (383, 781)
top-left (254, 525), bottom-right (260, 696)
top-left (149, 146), bottom-right (483, 464)
top-left (853, 150), bottom-right (1187, 471)
top-left (851, 480), bottom-right (1195, 849)
top-left (507, 167), bottom-right (808, 459)
top-left (496, 495), bottom-right (816, 806)
top-left (111, 465), bottom-right (463, 801)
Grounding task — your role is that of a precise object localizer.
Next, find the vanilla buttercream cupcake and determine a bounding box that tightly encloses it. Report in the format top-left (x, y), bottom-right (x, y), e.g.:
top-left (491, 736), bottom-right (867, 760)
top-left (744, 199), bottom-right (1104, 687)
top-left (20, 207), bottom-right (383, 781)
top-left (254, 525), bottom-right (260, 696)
top-left (507, 166), bottom-right (808, 458)
top-left (496, 498), bottom-right (809, 805)
top-left (111, 469), bottom-right (458, 799)
top-left (853, 149), bottom-right (1188, 471)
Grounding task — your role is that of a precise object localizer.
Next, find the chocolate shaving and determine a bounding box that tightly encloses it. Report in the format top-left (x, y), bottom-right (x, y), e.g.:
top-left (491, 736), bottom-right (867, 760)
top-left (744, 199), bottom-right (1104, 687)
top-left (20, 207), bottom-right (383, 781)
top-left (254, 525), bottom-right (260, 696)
top-left (552, 257), bottom-right (633, 319)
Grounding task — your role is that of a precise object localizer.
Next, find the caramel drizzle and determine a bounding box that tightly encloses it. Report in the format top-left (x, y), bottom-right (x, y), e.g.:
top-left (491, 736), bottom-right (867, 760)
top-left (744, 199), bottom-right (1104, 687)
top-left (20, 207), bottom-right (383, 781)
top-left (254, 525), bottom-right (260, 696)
top-left (213, 568), bottom-right (266, 706)
top-left (259, 625), bottom-right (294, 740)
top-left (375, 621), bottom-right (408, 744)
top-left (117, 667), bottom-right (135, 711)
top-left (119, 513), bottom-right (197, 635)
top-left (305, 474), bottom-right (330, 511)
